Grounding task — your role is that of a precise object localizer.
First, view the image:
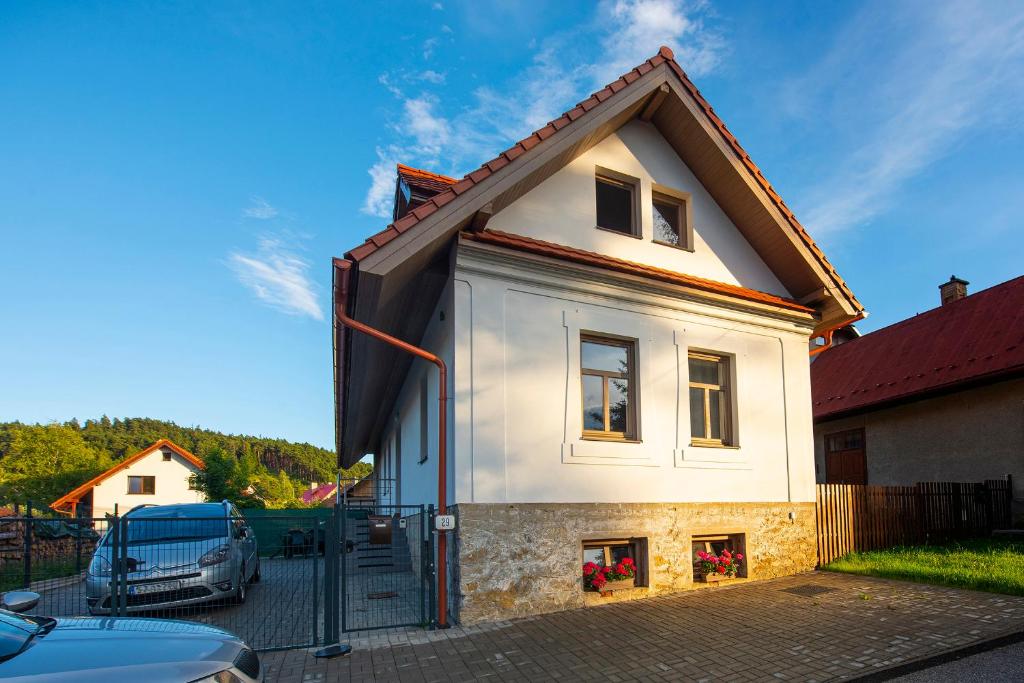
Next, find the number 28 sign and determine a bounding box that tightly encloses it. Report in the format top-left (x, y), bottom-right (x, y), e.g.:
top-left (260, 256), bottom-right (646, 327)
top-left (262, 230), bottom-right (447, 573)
top-left (435, 514), bottom-right (456, 531)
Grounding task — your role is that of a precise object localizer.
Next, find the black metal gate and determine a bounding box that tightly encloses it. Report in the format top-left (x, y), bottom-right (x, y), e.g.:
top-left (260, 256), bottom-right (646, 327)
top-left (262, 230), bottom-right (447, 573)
top-left (336, 502), bottom-right (434, 633)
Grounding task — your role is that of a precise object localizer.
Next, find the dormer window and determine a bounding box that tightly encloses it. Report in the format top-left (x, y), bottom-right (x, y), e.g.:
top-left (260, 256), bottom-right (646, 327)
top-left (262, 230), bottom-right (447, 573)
top-left (652, 186), bottom-right (693, 251)
top-left (595, 169), bottom-right (640, 238)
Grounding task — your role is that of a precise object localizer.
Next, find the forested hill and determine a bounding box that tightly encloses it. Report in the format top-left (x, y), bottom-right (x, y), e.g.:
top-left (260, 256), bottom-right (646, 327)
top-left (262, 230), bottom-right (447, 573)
top-left (72, 416), bottom-right (341, 482)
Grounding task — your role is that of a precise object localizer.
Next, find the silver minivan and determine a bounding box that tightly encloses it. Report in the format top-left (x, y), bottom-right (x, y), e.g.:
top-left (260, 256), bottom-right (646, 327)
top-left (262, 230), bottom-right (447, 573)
top-left (86, 501), bottom-right (260, 615)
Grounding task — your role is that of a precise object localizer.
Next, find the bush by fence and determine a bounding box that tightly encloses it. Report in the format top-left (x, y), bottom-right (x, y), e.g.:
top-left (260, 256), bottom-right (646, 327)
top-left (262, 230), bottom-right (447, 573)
top-left (816, 478), bottom-right (1013, 565)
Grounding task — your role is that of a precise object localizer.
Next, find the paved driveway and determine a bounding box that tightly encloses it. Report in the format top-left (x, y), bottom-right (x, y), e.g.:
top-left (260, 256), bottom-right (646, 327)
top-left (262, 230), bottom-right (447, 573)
top-left (262, 572), bottom-right (1024, 682)
top-left (34, 556), bottom-right (324, 651)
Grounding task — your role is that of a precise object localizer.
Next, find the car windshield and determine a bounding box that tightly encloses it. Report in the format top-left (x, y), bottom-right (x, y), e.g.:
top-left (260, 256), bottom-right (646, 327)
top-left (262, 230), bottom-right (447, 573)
top-left (0, 610), bottom-right (53, 663)
top-left (102, 516), bottom-right (229, 546)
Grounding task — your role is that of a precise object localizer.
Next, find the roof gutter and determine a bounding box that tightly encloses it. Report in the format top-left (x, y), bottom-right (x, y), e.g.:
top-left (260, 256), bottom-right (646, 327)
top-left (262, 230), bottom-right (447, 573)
top-left (809, 313), bottom-right (865, 357)
top-left (332, 257), bottom-right (450, 629)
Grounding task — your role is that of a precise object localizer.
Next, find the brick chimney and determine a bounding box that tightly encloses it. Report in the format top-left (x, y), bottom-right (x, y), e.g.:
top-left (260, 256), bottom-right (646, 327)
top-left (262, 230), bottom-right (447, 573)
top-left (939, 275), bottom-right (969, 305)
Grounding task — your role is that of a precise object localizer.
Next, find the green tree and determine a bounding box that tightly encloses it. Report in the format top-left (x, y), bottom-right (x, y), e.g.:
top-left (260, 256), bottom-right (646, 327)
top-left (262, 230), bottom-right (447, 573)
top-left (193, 446), bottom-right (256, 507)
top-left (0, 424), bottom-right (111, 505)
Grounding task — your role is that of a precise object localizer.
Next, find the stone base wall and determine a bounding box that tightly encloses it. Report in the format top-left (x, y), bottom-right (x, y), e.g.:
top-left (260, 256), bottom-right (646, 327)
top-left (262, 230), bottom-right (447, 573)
top-left (450, 501), bottom-right (816, 625)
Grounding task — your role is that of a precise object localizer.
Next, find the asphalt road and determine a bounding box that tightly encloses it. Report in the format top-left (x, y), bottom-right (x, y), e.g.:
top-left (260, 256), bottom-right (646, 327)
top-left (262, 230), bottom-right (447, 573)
top-left (892, 641), bottom-right (1024, 681)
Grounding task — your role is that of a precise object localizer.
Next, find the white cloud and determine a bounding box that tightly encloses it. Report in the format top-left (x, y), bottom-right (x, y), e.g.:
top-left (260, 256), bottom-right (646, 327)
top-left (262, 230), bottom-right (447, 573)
top-left (419, 70), bottom-right (446, 84)
top-left (362, 147), bottom-right (400, 218)
top-left (403, 95), bottom-right (451, 157)
top-left (422, 37), bottom-right (438, 60)
top-left (361, 0), bottom-right (724, 217)
top-left (432, 2), bottom-right (443, 10)
top-left (243, 197), bottom-right (278, 220)
top-left (228, 236), bottom-right (323, 320)
top-left (593, 0), bottom-right (724, 85)
top-left (797, 1), bottom-right (1024, 236)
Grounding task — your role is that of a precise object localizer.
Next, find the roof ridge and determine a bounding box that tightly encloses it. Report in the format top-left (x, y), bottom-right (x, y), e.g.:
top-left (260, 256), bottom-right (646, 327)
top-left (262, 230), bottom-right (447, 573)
top-left (397, 163), bottom-right (457, 185)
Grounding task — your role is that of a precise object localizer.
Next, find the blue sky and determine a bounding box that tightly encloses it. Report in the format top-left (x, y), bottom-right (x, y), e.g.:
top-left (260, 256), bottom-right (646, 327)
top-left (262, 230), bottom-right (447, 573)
top-left (2, 1), bottom-right (1022, 450)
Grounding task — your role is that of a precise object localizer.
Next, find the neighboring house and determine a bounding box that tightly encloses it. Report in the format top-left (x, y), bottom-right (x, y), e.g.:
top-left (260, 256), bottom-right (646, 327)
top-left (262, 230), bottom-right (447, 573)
top-left (333, 46), bottom-right (863, 624)
top-left (300, 477), bottom-right (376, 507)
top-left (812, 275), bottom-right (1024, 519)
top-left (51, 439), bottom-right (205, 518)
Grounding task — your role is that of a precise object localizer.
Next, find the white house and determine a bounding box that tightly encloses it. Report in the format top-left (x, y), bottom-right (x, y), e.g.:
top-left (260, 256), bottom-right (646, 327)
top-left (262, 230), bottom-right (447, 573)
top-left (51, 439), bottom-right (205, 518)
top-left (333, 46), bottom-right (864, 624)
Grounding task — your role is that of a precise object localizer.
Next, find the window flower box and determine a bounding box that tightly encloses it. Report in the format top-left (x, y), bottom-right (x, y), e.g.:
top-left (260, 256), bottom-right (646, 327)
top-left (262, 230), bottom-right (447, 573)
top-left (695, 549), bottom-right (743, 582)
top-left (583, 557), bottom-right (636, 592)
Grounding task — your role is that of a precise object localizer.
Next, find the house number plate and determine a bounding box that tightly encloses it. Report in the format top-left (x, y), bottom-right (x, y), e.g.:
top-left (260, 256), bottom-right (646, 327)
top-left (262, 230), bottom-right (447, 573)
top-left (435, 515), bottom-right (456, 531)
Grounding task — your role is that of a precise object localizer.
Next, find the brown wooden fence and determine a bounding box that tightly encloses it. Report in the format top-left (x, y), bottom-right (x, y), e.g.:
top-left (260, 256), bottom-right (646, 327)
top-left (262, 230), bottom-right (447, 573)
top-left (816, 478), bottom-right (1013, 566)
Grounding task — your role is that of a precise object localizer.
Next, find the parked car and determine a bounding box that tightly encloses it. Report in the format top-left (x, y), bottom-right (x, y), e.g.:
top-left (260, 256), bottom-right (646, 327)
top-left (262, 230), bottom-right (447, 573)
top-left (0, 589), bottom-right (262, 682)
top-left (86, 501), bottom-right (260, 615)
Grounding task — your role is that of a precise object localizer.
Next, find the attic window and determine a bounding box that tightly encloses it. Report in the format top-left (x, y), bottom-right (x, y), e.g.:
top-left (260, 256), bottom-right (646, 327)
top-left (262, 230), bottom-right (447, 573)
top-left (595, 170), bottom-right (639, 237)
top-left (162, 450), bottom-right (172, 462)
top-left (652, 186), bottom-right (693, 250)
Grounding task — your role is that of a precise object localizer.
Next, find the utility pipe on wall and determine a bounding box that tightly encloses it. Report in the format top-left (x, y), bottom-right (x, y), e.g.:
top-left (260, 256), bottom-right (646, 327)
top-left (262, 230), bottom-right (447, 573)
top-left (333, 258), bottom-right (450, 628)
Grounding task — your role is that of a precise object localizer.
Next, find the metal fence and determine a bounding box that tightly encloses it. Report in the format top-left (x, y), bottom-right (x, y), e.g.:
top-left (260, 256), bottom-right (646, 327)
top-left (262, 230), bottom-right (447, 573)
top-left (1, 501), bottom-right (440, 651)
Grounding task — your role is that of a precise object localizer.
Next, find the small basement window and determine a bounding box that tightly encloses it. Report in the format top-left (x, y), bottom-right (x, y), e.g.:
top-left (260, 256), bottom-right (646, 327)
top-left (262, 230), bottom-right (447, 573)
top-left (582, 537), bottom-right (648, 587)
top-left (691, 533), bottom-right (746, 577)
top-left (127, 476), bottom-right (155, 495)
top-left (595, 171), bottom-right (639, 237)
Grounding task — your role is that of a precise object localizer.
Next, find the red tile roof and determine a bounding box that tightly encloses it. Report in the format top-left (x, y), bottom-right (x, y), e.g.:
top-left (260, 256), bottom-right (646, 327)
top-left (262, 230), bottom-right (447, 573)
top-left (463, 229), bottom-right (815, 314)
top-left (346, 46), bottom-right (860, 313)
top-left (812, 275), bottom-right (1024, 420)
top-left (397, 163), bottom-right (456, 195)
top-left (50, 439), bottom-right (205, 513)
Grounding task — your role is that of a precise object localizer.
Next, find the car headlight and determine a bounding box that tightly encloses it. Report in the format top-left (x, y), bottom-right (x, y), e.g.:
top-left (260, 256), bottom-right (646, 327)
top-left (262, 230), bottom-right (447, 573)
top-left (187, 671), bottom-right (245, 683)
top-left (87, 555), bottom-right (111, 577)
top-left (198, 544), bottom-right (231, 567)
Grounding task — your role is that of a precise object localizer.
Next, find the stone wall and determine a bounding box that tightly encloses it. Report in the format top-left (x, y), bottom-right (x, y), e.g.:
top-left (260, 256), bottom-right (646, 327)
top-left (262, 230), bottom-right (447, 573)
top-left (450, 501), bottom-right (816, 624)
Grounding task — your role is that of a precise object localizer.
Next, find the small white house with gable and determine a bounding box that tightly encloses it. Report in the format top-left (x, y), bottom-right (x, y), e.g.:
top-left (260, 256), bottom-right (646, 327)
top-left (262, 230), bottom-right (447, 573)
top-left (333, 46), bottom-right (864, 624)
top-left (51, 439), bottom-right (205, 518)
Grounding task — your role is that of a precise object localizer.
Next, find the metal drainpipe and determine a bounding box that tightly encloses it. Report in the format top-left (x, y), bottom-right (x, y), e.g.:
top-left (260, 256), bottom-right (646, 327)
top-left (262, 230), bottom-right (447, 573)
top-left (333, 258), bottom-right (450, 628)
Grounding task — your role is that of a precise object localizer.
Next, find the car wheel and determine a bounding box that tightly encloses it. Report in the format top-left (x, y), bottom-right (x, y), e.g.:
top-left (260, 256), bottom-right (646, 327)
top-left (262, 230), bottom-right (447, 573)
top-left (252, 558), bottom-right (261, 583)
top-left (234, 569), bottom-right (247, 605)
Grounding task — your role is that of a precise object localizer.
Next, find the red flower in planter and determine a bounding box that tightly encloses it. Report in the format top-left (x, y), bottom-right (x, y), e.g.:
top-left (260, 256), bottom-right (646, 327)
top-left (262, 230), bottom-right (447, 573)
top-left (622, 557), bottom-right (635, 566)
top-left (583, 562), bottom-right (599, 576)
top-left (591, 574), bottom-right (607, 590)
top-left (717, 565), bottom-right (726, 574)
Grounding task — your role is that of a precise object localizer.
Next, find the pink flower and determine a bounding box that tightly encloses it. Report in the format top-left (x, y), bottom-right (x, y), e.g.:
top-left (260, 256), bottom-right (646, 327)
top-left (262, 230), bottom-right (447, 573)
top-left (735, 553), bottom-right (744, 561)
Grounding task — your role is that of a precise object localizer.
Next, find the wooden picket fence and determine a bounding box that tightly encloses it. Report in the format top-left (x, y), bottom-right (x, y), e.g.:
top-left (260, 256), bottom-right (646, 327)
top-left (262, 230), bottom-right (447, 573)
top-left (816, 478), bottom-right (1014, 566)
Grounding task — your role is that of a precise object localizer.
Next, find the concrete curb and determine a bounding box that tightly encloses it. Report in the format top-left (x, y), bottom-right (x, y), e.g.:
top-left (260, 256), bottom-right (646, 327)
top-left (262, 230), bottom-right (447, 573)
top-left (851, 626), bottom-right (1024, 682)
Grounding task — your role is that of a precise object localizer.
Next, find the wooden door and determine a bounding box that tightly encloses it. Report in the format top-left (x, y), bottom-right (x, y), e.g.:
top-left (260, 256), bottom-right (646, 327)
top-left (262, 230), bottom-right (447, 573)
top-left (825, 428), bottom-right (866, 484)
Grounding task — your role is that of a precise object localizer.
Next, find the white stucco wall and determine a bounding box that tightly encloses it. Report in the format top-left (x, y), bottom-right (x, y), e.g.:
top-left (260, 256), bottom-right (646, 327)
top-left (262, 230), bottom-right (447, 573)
top-left (486, 119), bottom-right (791, 298)
top-left (91, 447), bottom-right (205, 517)
top-left (378, 278), bottom-right (454, 510)
top-left (452, 253), bottom-right (816, 506)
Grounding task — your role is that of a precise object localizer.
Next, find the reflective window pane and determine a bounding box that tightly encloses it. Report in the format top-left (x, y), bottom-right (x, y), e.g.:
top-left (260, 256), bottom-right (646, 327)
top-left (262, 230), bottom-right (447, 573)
top-left (609, 378), bottom-right (629, 433)
top-left (689, 387), bottom-right (705, 439)
top-left (582, 374), bottom-right (604, 431)
top-left (709, 389), bottom-right (723, 440)
top-left (583, 547), bottom-right (605, 566)
top-left (688, 357), bottom-right (719, 385)
top-left (653, 199), bottom-right (680, 245)
top-left (596, 177), bottom-right (633, 234)
top-left (610, 544), bottom-right (632, 564)
top-left (582, 340), bottom-right (628, 373)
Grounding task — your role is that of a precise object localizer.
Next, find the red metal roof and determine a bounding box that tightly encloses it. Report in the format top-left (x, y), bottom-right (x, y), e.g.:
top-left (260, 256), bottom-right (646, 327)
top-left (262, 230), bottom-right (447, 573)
top-left (344, 46), bottom-right (860, 313)
top-left (812, 276), bottom-right (1024, 420)
top-left (464, 229), bottom-right (815, 314)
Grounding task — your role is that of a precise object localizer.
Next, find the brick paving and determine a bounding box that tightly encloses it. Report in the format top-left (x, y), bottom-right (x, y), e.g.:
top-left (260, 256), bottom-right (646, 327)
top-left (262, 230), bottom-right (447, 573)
top-left (260, 572), bottom-right (1024, 682)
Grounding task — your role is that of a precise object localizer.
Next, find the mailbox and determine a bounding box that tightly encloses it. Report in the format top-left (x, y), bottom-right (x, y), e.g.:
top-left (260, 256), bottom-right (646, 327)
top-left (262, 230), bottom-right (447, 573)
top-left (367, 515), bottom-right (392, 545)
